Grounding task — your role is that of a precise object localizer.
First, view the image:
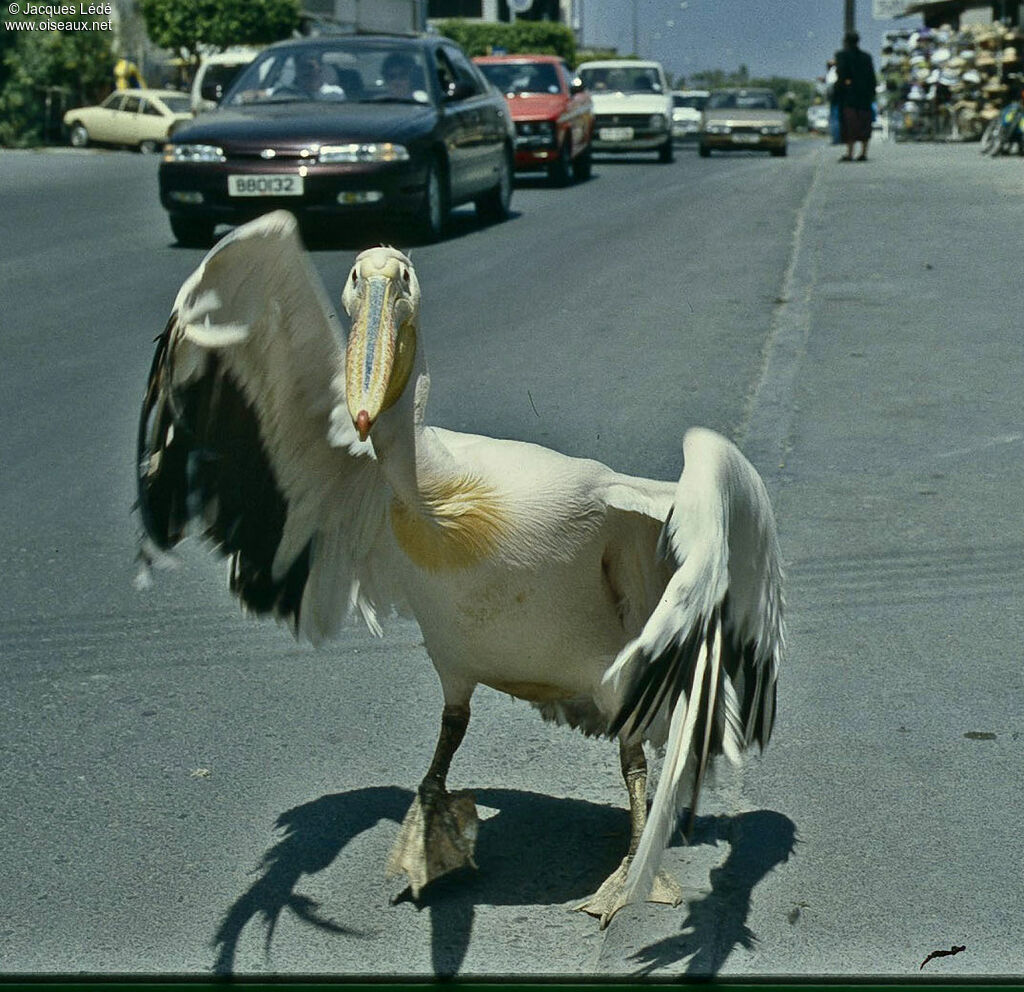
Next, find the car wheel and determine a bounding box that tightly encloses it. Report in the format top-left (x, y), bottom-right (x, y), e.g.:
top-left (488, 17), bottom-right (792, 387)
top-left (698, 143), bottom-right (710, 158)
top-left (69, 123), bottom-right (89, 148)
top-left (139, 139), bottom-right (159, 154)
top-left (547, 138), bottom-right (572, 186)
top-left (169, 214), bottom-right (215, 248)
top-left (475, 145), bottom-right (512, 224)
top-left (658, 137), bottom-right (674, 163)
top-left (411, 156), bottom-right (449, 243)
top-left (572, 144), bottom-right (592, 182)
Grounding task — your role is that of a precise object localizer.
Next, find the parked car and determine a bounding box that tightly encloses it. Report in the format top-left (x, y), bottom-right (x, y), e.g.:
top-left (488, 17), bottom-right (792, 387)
top-left (671, 88), bottom-right (709, 142)
top-left (576, 59), bottom-right (674, 162)
top-left (698, 87), bottom-right (789, 157)
top-left (159, 35), bottom-right (515, 247)
top-left (191, 47), bottom-right (263, 115)
top-left (63, 89), bottom-right (192, 152)
top-left (474, 53), bottom-right (594, 185)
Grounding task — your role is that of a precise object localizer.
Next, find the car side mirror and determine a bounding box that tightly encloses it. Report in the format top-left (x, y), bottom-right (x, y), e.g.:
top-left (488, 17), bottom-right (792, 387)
top-left (200, 81), bottom-right (223, 103)
top-left (570, 78), bottom-right (585, 94)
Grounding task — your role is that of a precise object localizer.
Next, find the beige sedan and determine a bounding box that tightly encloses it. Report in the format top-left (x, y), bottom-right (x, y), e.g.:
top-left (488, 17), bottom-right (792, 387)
top-left (64, 89), bottom-right (193, 153)
top-left (698, 87), bottom-right (789, 157)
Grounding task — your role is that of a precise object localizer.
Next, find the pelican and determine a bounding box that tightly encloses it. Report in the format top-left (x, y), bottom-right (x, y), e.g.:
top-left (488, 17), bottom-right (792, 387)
top-left (136, 210), bottom-right (783, 927)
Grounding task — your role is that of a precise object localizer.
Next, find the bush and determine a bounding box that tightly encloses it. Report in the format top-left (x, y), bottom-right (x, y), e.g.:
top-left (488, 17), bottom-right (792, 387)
top-left (0, 18), bottom-right (113, 146)
top-left (435, 19), bottom-right (575, 64)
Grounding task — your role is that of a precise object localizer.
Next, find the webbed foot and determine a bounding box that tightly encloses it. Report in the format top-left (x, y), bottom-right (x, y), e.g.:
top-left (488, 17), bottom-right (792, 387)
top-left (574, 856), bottom-right (684, 929)
top-left (386, 785), bottom-right (479, 899)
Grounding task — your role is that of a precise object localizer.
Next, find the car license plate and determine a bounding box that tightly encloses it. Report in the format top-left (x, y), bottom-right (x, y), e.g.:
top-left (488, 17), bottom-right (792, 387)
top-left (732, 134), bottom-right (760, 144)
top-left (228, 174), bottom-right (303, 197)
top-left (599, 127), bottom-right (634, 141)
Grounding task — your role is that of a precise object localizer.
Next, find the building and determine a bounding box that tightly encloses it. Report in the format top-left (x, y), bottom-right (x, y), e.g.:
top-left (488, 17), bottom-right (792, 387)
top-left (900, 0), bottom-right (1020, 27)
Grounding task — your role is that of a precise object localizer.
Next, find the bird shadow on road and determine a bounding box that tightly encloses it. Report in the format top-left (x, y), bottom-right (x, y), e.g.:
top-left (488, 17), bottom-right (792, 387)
top-left (212, 785), bottom-right (793, 979)
top-left (625, 809), bottom-right (798, 978)
top-left (212, 783), bottom-right (626, 976)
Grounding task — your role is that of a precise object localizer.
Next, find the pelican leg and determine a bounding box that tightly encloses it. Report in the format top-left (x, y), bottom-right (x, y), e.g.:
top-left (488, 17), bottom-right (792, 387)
top-left (386, 703), bottom-right (479, 899)
top-left (574, 738), bottom-right (684, 928)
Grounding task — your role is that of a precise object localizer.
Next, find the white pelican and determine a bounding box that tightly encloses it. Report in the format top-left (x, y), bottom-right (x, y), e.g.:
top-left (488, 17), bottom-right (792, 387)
top-left (136, 210), bottom-right (784, 927)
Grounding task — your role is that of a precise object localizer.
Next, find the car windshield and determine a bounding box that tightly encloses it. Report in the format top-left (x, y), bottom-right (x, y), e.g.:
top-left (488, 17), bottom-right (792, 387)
top-left (578, 66), bottom-right (662, 94)
top-left (225, 42), bottom-right (433, 107)
top-left (707, 90), bottom-right (779, 110)
top-left (478, 61), bottom-right (560, 95)
top-left (673, 94), bottom-right (707, 110)
top-left (161, 95), bottom-right (192, 114)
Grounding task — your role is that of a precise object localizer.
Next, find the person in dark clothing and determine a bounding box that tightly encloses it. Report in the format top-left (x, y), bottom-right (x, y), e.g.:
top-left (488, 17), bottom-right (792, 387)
top-left (834, 30), bottom-right (877, 161)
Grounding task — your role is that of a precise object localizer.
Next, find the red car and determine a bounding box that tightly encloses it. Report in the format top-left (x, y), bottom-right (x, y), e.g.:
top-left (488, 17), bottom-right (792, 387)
top-left (474, 53), bottom-right (594, 186)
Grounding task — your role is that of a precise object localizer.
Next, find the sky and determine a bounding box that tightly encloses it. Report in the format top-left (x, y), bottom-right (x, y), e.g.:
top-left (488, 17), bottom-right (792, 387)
top-left (578, 0), bottom-right (915, 83)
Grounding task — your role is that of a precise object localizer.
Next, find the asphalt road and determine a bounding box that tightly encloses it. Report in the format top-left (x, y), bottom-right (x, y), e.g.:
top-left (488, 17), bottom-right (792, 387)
top-left (1, 137), bottom-right (1021, 978)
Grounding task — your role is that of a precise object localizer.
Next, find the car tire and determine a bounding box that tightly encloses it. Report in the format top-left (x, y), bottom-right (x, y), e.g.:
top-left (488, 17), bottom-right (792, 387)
top-left (547, 138), bottom-right (572, 186)
top-left (698, 143), bottom-right (710, 158)
top-left (169, 214), bottom-right (215, 248)
top-left (658, 137), bottom-right (674, 163)
top-left (411, 155), bottom-right (449, 243)
top-left (139, 139), bottom-right (159, 154)
top-left (475, 145), bottom-right (512, 224)
top-left (771, 145), bottom-right (787, 157)
top-left (572, 144), bottom-right (592, 182)
top-left (69, 123), bottom-right (89, 148)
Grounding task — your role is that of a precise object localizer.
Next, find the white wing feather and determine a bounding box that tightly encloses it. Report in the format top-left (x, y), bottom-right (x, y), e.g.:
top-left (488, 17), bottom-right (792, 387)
top-left (603, 426), bottom-right (784, 911)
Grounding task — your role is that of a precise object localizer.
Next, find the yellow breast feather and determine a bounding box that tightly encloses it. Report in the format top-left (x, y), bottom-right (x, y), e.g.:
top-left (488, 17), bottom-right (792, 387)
top-left (391, 474), bottom-right (508, 571)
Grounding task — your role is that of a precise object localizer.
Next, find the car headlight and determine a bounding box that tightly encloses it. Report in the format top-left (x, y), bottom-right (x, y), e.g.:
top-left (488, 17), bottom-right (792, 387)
top-left (649, 113), bottom-right (666, 129)
top-left (705, 123), bottom-right (731, 134)
top-left (516, 121), bottom-right (554, 138)
top-left (318, 143), bottom-right (410, 163)
top-left (760, 124), bottom-right (786, 135)
top-left (164, 143), bottom-right (225, 163)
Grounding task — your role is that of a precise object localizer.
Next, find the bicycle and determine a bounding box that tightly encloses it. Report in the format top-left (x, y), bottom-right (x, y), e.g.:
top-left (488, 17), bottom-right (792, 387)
top-left (980, 77), bottom-right (1024, 156)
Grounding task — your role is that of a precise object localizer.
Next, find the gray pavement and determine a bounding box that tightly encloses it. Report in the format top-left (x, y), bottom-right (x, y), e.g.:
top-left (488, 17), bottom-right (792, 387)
top-left (606, 139), bottom-right (1024, 977)
top-left (1, 137), bottom-right (1023, 978)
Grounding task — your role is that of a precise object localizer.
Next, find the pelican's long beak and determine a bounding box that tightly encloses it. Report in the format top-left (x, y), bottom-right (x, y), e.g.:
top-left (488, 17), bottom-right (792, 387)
top-left (343, 248), bottom-right (418, 441)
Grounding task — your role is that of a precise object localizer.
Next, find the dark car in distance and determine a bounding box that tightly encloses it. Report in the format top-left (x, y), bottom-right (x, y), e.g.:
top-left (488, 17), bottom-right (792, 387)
top-left (159, 35), bottom-right (515, 246)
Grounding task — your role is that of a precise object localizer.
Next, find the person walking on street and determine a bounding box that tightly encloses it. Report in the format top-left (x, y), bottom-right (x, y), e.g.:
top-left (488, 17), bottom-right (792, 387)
top-left (834, 31), bottom-right (877, 161)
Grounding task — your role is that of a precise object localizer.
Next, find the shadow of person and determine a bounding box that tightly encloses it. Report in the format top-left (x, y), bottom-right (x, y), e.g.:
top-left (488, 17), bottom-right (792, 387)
top-left (626, 809), bottom-right (798, 977)
top-left (212, 784), bottom-right (629, 976)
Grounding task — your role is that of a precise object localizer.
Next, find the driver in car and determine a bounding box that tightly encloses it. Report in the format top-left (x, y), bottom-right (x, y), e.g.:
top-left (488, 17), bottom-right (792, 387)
top-left (274, 55), bottom-right (346, 99)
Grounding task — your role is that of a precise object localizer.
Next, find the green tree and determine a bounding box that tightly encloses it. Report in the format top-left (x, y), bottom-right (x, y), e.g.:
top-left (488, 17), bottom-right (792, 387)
top-left (435, 19), bottom-right (576, 64)
top-left (0, 19), bottom-right (113, 146)
top-left (139, 0), bottom-right (299, 78)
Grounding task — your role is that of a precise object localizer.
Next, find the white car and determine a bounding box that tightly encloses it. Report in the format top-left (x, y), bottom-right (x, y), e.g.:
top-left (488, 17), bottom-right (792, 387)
top-left (63, 89), bottom-right (192, 152)
top-left (576, 59), bottom-right (674, 162)
top-left (672, 88), bottom-right (709, 142)
top-left (191, 47), bottom-right (263, 114)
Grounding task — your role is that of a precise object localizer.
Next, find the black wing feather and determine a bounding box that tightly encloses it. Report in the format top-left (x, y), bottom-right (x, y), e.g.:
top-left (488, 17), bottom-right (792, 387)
top-left (136, 315), bottom-right (311, 628)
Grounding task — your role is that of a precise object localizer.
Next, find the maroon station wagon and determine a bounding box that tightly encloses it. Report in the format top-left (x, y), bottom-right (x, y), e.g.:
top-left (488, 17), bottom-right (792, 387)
top-left (474, 53), bottom-right (594, 186)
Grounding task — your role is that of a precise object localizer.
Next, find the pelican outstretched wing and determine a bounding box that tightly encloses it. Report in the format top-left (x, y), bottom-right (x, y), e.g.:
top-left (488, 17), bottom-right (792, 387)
top-left (136, 211), bottom-right (401, 642)
top-left (603, 427), bottom-right (784, 914)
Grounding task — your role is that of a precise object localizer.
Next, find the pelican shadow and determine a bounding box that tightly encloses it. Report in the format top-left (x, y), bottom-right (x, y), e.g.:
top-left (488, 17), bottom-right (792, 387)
top-left (627, 809), bottom-right (798, 977)
top-left (212, 785), bottom-right (792, 978)
top-left (213, 784), bottom-right (628, 976)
